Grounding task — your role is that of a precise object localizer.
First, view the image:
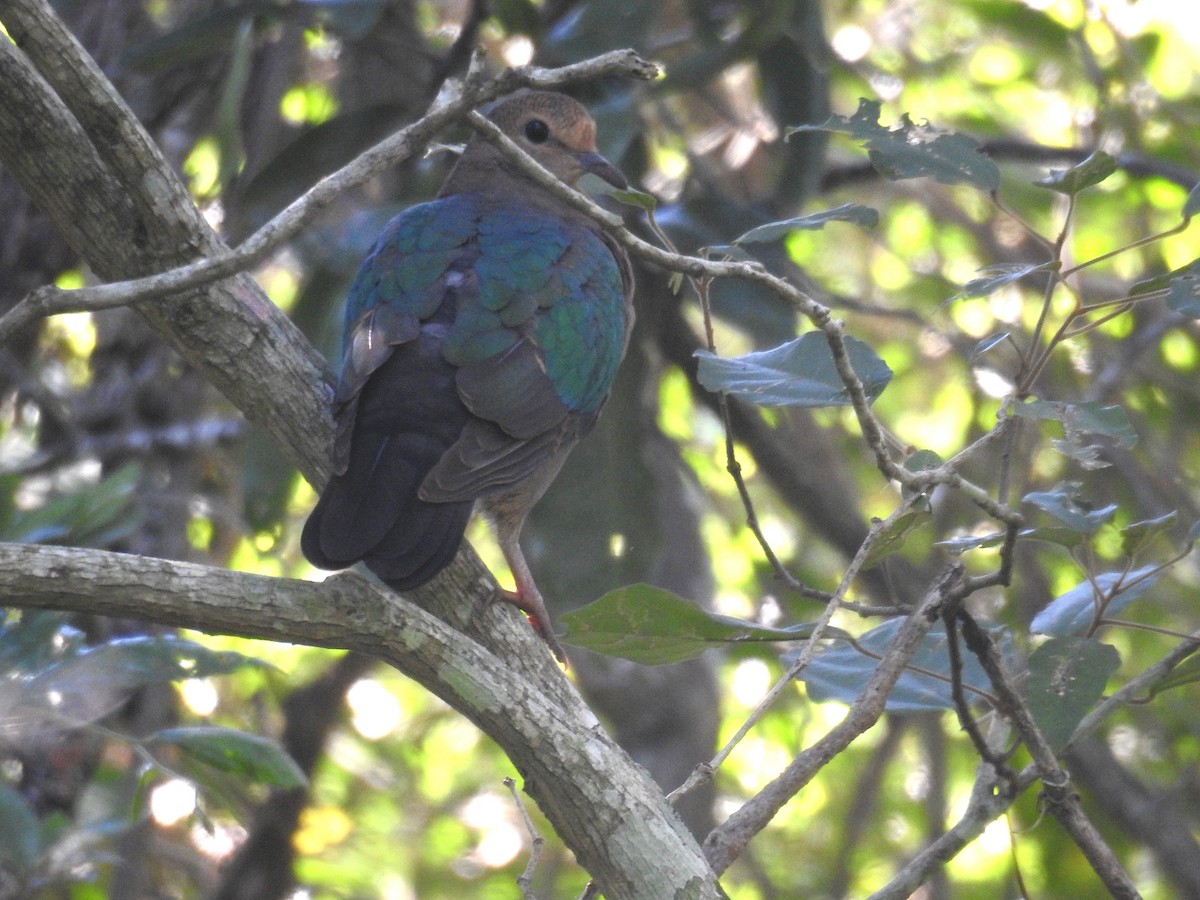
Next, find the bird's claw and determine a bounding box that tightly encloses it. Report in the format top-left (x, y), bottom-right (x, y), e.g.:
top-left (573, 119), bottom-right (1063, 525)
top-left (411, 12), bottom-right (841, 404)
top-left (496, 588), bottom-right (569, 666)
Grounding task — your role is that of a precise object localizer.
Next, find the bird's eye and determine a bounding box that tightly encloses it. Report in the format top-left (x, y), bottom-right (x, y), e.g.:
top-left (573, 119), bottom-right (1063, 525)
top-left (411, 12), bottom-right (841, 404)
top-left (524, 119), bottom-right (550, 144)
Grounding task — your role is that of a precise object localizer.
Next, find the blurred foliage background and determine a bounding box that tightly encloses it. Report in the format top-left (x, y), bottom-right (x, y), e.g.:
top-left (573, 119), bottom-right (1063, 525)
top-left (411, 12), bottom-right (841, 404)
top-left (2, 0), bottom-right (1200, 897)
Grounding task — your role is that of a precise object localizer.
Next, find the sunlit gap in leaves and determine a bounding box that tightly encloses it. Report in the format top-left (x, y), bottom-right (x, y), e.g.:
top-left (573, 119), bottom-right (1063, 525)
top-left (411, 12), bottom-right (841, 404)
top-left (179, 678), bottom-right (219, 717)
top-left (459, 792), bottom-right (523, 870)
top-left (347, 678), bottom-right (402, 740)
top-left (149, 777), bottom-right (197, 827)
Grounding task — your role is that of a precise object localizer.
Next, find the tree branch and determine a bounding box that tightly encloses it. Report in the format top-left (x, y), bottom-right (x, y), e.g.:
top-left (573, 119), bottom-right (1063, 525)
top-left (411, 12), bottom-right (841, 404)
top-left (0, 541), bottom-right (724, 899)
top-left (702, 564), bottom-right (965, 874)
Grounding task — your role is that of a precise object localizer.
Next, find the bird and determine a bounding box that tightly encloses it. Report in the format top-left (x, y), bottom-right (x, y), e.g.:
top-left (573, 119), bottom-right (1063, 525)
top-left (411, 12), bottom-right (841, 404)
top-left (301, 90), bottom-right (634, 663)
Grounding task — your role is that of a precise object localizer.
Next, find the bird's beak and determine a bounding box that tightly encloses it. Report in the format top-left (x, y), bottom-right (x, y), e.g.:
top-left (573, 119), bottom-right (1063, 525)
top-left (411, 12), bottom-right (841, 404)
top-left (576, 151), bottom-right (628, 190)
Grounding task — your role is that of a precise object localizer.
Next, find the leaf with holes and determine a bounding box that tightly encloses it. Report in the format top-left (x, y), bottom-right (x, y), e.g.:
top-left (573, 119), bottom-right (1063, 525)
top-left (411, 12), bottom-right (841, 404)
top-left (789, 99), bottom-right (1000, 190)
top-left (1025, 637), bottom-right (1120, 750)
top-left (1011, 401), bottom-right (1137, 469)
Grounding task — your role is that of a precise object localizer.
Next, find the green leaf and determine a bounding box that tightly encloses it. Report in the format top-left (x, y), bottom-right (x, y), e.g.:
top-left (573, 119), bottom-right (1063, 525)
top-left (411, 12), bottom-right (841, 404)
top-left (1130, 256), bottom-right (1200, 297)
top-left (1022, 483), bottom-right (1117, 534)
top-left (561, 584), bottom-right (845, 666)
top-left (0, 612), bottom-right (81, 674)
top-left (1030, 565), bottom-right (1160, 636)
top-left (959, 261), bottom-right (1060, 298)
top-left (789, 99), bottom-right (1000, 191)
top-left (18, 637), bottom-right (269, 728)
top-left (695, 332), bottom-right (892, 407)
top-left (152, 727), bottom-right (307, 788)
top-left (732, 204), bottom-right (879, 244)
top-left (0, 784), bottom-right (40, 872)
top-left (609, 188), bottom-right (657, 212)
top-left (1166, 273), bottom-right (1200, 318)
top-left (1025, 637), bottom-right (1120, 750)
top-left (4, 462), bottom-right (142, 547)
top-left (860, 509), bottom-right (930, 568)
top-left (1034, 151), bottom-right (1118, 195)
top-left (971, 332), bottom-right (1012, 361)
top-left (1145, 651), bottom-right (1200, 700)
top-left (1121, 511), bottom-right (1179, 558)
top-left (796, 620), bottom-right (1011, 712)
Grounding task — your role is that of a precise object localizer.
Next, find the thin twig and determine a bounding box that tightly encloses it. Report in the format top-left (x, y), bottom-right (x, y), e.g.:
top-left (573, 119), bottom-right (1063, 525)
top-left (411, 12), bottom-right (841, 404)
top-left (0, 50), bottom-right (659, 345)
top-left (504, 777), bottom-right (545, 900)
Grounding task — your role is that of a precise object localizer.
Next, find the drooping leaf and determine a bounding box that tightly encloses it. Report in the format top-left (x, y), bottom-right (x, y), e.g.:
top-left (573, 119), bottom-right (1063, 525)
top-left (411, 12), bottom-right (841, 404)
top-left (1121, 511), bottom-right (1179, 558)
top-left (732, 204), bottom-right (879, 244)
top-left (152, 727), bottom-right (307, 788)
top-left (695, 333), bottom-right (892, 407)
top-left (789, 99), bottom-right (1000, 191)
top-left (1034, 151), bottom-right (1118, 195)
top-left (796, 619), bottom-right (1011, 713)
top-left (1184, 182), bottom-right (1200, 221)
top-left (971, 332), bottom-right (1012, 361)
top-left (1145, 650), bottom-right (1200, 700)
top-left (561, 584), bottom-right (846, 666)
top-left (1022, 482), bottom-right (1117, 534)
top-left (1030, 565), bottom-right (1160, 636)
top-left (959, 261), bottom-right (1060, 298)
top-left (859, 508), bottom-right (931, 569)
top-left (1025, 636), bottom-right (1120, 750)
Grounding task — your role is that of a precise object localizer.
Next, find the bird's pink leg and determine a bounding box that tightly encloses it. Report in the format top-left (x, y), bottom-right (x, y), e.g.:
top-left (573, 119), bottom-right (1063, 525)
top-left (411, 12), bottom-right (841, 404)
top-left (497, 535), bottom-right (569, 666)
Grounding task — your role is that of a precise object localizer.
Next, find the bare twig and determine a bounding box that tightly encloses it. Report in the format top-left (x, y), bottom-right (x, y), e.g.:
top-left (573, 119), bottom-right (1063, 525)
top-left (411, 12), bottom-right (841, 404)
top-left (0, 49), bottom-right (659, 345)
top-left (702, 563), bottom-right (966, 875)
top-left (504, 777), bottom-right (545, 899)
top-left (956, 610), bottom-right (1141, 898)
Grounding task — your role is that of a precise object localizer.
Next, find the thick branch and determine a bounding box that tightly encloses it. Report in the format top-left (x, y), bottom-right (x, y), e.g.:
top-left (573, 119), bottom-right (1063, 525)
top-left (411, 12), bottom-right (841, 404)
top-left (0, 542), bottom-right (723, 899)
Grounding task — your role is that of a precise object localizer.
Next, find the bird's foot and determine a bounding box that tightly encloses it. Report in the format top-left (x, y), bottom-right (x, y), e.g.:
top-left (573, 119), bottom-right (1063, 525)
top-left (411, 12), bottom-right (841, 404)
top-left (496, 588), bottom-right (569, 666)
